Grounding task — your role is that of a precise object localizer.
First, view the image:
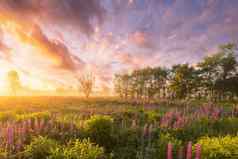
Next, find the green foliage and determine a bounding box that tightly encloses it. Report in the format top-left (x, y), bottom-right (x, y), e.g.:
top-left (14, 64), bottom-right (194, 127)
top-left (154, 133), bottom-right (182, 159)
top-left (0, 112), bottom-right (16, 122)
top-left (24, 137), bottom-right (105, 159)
top-left (85, 115), bottom-right (114, 151)
top-left (112, 128), bottom-right (139, 159)
top-left (197, 135), bottom-right (238, 159)
top-left (16, 111), bottom-right (51, 122)
top-left (24, 136), bottom-right (59, 159)
top-left (114, 43), bottom-right (238, 101)
top-left (63, 139), bottom-right (104, 159)
top-left (171, 117), bottom-right (238, 142)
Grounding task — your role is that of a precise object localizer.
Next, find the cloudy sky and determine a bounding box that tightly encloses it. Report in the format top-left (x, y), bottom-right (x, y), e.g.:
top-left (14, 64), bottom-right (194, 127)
top-left (0, 0), bottom-right (237, 91)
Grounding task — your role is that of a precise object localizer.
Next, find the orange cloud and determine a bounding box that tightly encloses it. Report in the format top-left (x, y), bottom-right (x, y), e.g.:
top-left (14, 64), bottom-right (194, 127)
top-left (14, 24), bottom-right (84, 71)
top-left (129, 31), bottom-right (154, 48)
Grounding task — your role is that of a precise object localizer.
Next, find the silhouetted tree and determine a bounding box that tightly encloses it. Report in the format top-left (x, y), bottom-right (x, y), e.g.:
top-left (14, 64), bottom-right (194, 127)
top-left (78, 73), bottom-right (95, 98)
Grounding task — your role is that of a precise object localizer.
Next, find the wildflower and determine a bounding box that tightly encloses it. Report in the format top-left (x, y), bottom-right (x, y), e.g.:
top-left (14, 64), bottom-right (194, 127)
top-left (195, 144), bottom-right (201, 159)
top-left (167, 142), bottom-right (173, 159)
top-left (186, 141), bottom-right (192, 159)
top-left (7, 126), bottom-right (14, 146)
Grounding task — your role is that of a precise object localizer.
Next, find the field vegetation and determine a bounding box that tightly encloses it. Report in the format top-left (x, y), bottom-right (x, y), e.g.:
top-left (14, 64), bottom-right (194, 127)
top-left (0, 96), bottom-right (237, 159)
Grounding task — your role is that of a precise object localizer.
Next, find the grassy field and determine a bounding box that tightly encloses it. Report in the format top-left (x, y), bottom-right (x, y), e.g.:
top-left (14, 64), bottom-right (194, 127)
top-left (0, 97), bottom-right (237, 159)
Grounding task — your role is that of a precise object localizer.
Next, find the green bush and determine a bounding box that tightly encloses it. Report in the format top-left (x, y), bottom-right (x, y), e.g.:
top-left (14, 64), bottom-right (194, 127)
top-left (112, 128), bottom-right (140, 159)
top-left (197, 135), bottom-right (238, 159)
top-left (171, 117), bottom-right (238, 142)
top-left (63, 139), bottom-right (105, 159)
top-left (85, 115), bottom-right (114, 151)
top-left (24, 136), bottom-right (59, 159)
top-left (0, 112), bottom-right (16, 122)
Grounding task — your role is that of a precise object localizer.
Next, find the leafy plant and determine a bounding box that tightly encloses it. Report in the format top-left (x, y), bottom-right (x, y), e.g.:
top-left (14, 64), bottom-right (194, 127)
top-left (63, 139), bottom-right (104, 159)
top-left (197, 135), bottom-right (238, 159)
top-left (24, 136), bottom-right (59, 159)
top-left (85, 115), bottom-right (114, 151)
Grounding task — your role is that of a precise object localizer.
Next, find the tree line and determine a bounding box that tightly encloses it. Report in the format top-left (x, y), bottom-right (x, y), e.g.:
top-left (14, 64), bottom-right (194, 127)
top-left (114, 43), bottom-right (238, 101)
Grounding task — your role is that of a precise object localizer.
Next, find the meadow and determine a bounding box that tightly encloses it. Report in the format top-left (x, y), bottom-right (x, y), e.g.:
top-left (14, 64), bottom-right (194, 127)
top-left (0, 97), bottom-right (237, 159)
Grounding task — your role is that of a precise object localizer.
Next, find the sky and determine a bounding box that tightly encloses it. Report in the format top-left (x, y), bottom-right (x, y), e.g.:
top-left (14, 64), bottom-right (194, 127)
top-left (0, 0), bottom-right (237, 93)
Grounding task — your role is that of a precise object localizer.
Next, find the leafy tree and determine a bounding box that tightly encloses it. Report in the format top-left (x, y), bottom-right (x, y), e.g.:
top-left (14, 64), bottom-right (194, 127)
top-left (113, 42), bottom-right (238, 102)
top-left (169, 64), bottom-right (197, 99)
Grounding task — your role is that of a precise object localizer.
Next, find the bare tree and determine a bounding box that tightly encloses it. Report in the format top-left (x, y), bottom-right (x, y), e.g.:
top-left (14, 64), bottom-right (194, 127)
top-left (7, 70), bottom-right (21, 96)
top-left (78, 72), bottom-right (95, 98)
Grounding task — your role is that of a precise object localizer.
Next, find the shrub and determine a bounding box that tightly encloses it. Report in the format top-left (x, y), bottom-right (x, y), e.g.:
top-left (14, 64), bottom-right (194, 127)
top-left (171, 118), bottom-right (211, 142)
top-left (0, 112), bottom-right (16, 122)
top-left (63, 139), bottom-right (105, 159)
top-left (197, 135), bottom-right (238, 159)
top-left (112, 128), bottom-right (140, 159)
top-left (172, 117), bottom-right (238, 142)
top-left (24, 136), bottom-right (59, 159)
top-left (85, 115), bottom-right (114, 151)
top-left (16, 111), bottom-right (51, 122)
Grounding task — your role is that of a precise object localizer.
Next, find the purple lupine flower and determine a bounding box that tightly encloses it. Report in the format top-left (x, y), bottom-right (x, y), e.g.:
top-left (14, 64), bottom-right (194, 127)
top-left (195, 144), bottom-right (201, 159)
top-left (167, 142), bottom-right (173, 159)
top-left (186, 141), bottom-right (192, 159)
top-left (7, 126), bottom-right (14, 146)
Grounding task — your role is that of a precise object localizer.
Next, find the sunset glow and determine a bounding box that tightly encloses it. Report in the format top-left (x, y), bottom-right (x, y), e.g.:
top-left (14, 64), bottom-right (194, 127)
top-left (0, 0), bottom-right (237, 96)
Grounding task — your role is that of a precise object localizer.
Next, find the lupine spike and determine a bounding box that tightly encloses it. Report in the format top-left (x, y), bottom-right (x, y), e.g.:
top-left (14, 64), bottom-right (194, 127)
top-left (195, 144), bottom-right (201, 159)
top-left (7, 126), bottom-right (14, 146)
top-left (186, 141), bottom-right (192, 159)
top-left (167, 142), bottom-right (173, 159)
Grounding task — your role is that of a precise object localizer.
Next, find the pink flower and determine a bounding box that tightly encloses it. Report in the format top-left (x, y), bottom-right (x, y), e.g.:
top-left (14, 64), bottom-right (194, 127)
top-left (195, 144), bottom-right (201, 159)
top-left (7, 126), bottom-right (14, 146)
top-left (186, 141), bottom-right (192, 159)
top-left (167, 142), bottom-right (173, 159)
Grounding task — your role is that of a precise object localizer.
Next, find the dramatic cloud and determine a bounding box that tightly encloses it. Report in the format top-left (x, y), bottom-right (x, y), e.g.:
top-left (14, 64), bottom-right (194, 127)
top-left (0, 0), bottom-right (238, 91)
top-left (0, 0), bottom-right (105, 35)
top-left (13, 24), bottom-right (84, 71)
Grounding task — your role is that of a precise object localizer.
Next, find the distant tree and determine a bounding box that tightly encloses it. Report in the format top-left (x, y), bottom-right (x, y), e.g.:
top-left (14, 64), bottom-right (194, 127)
top-left (7, 70), bottom-right (21, 96)
top-left (169, 64), bottom-right (197, 99)
top-left (114, 74), bottom-right (124, 98)
top-left (198, 43), bottom-right (237, 100)
top-left (113, 42), bottom-right (238, 102)
top-left (78, 73), bottom-right (95, 98)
